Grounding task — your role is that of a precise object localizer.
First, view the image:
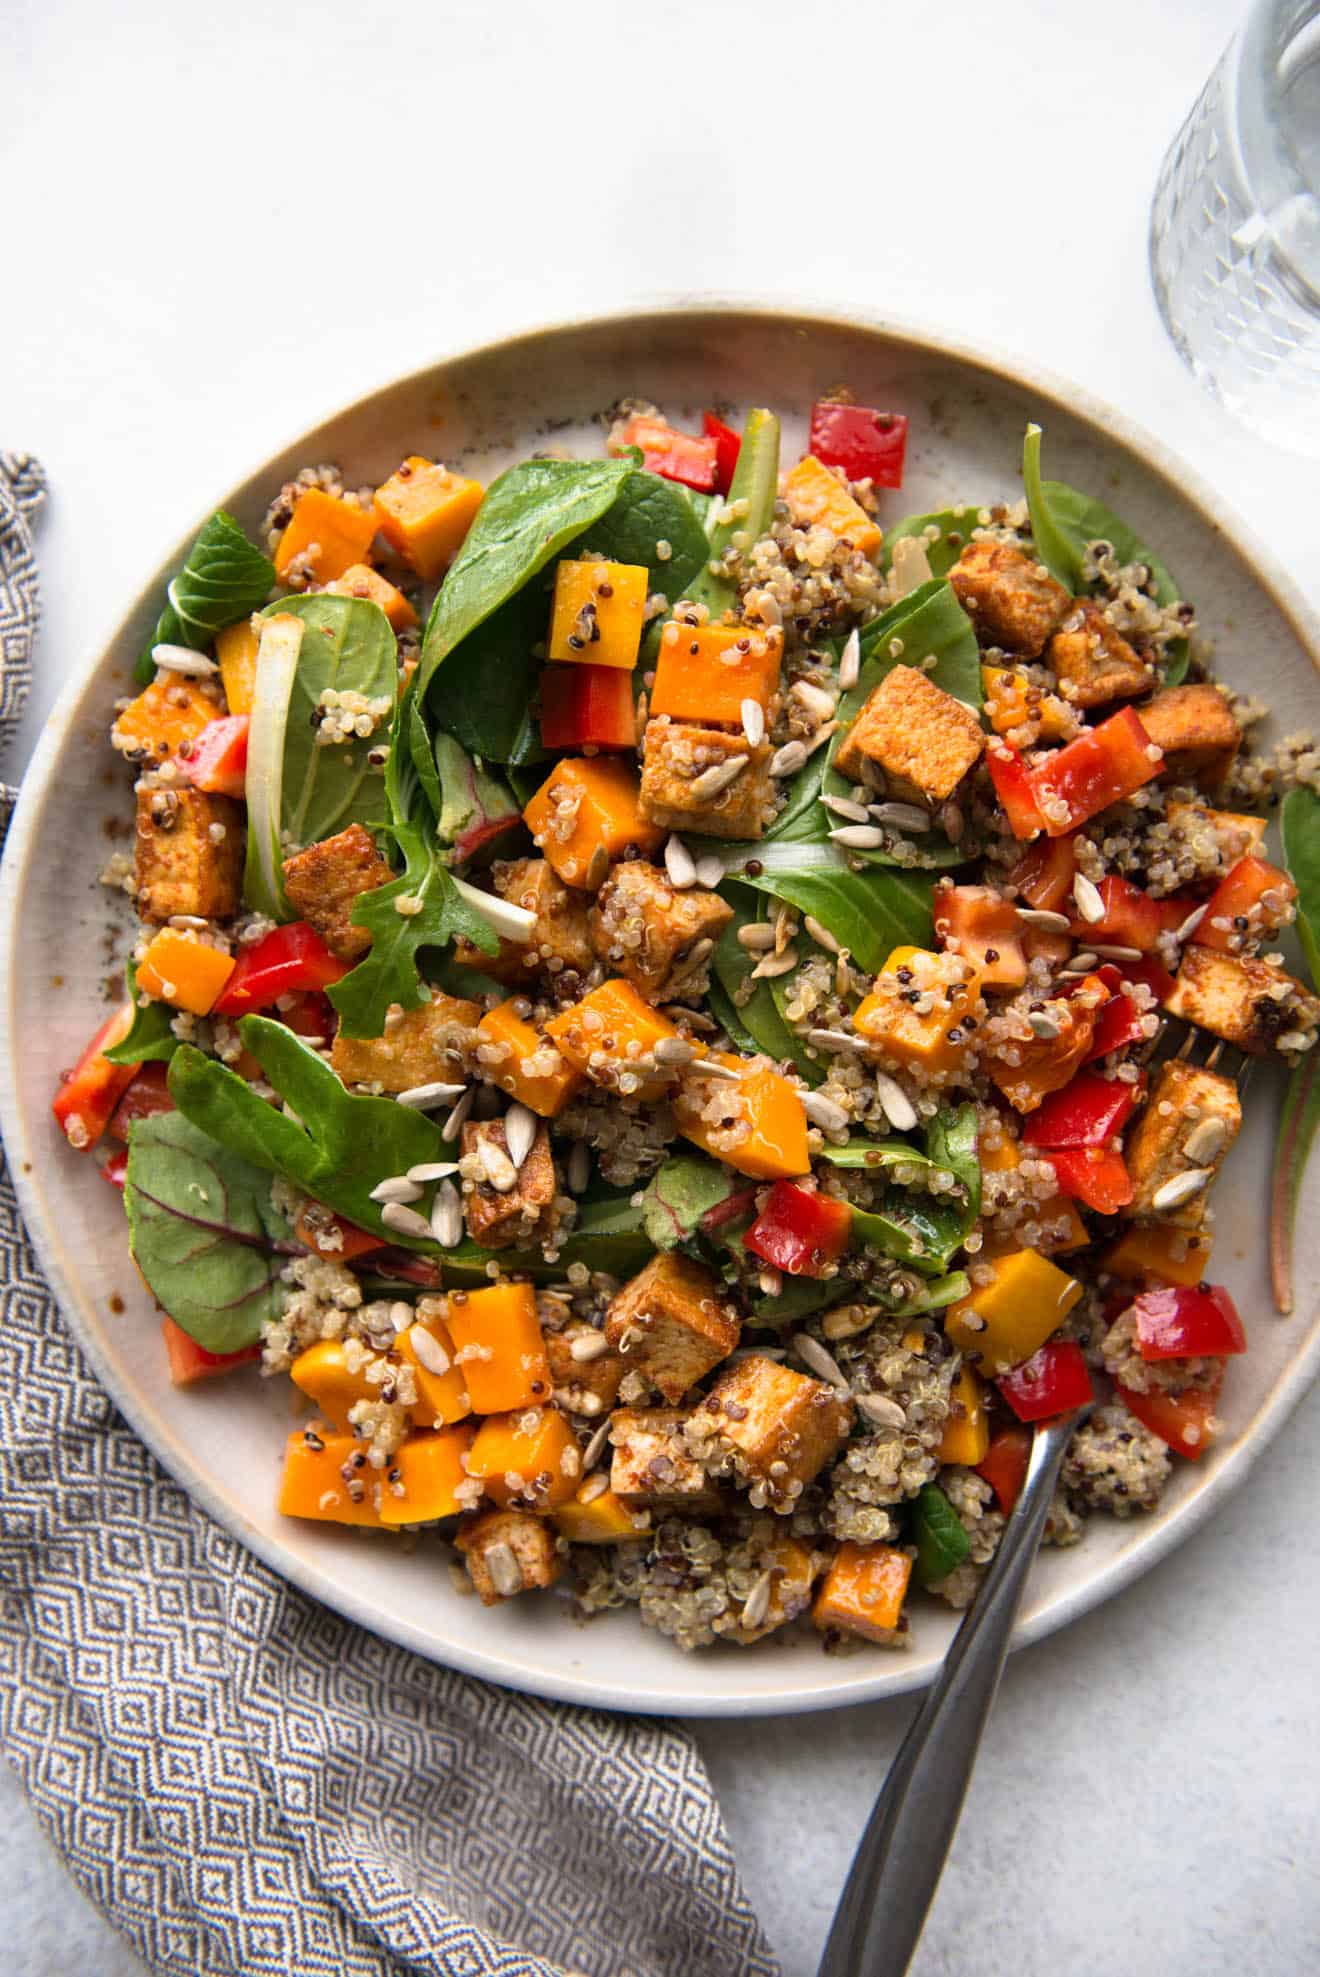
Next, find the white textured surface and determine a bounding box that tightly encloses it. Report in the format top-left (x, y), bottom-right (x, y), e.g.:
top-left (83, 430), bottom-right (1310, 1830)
top-left (1, 0), bottom-right (1318, 1971)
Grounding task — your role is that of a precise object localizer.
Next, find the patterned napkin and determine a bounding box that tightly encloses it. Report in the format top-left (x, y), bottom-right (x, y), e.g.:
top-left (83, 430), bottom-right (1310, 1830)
top-left (0, 457), bottom-right (777, 1977)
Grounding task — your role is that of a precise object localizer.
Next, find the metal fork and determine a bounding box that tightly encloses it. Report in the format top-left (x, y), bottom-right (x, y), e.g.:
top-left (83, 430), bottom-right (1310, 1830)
top-left (817, 1407), bottom-right (1091, 1977)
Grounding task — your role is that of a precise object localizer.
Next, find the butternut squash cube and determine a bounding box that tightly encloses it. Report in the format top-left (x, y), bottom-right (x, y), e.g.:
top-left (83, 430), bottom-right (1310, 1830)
top-left (650, 621), bottom-right (783, 724)
top-left (605, 1251), bottom-right (740, 1403)
top-left (783, 455), bottom-right (883, 558)
top-left (215, 618), bottom-right (261, 716)
top-left (443, 1281), bottom-right (552, 1414)
top-left (545, 978), bottom-right (682, 1102)
top-left (474, 1000), bottom-right (583, 1116)
top-left (289, 1340), bottom-right (379, 1434)
top-left (278, 1428), bottom-right (384, 1527)
top-left (693, 1356), bottom-right (854, 1508)
top-left (853, 946), bottom-right (983, 1078)
top-left (456, 1506), bottom-right (564, 1602)
top-left (1103, 1223), bottom-right (1213, 1288)
top-left (608, 1408), bottom-right (724, 1512)
top-left (373, 456), bottom-right (483, 581)
top-left (944, 1249), bottom-right (1082, 1375)
top-left (547, 558), bottom-right (649, 670)
top-left (111, 673), bottom-right (222, 764)
top-left (135, 928), bottom-right (236, 1016)
top-left (396, 1318), bottom-right (472, 1426)
top-left (324, 562), bottom-right (418, 631)
top-left (552, 1480), bottom-right (650, 1545)
top-left (467, 1406), bottom-right (581, 1510)
top-left (378, 1425), bottom-right (477, 1526)
top-left (523, 755), bottom-right (663, 888)
top-left (936, 1366), bottom-right (990, 1467)
top-left (274, 487), bottom-right (377, 583)
top-left (672, 1052), bottom-right (810, 1180)
top-left (812, 1542), bottom-right (912, 1643)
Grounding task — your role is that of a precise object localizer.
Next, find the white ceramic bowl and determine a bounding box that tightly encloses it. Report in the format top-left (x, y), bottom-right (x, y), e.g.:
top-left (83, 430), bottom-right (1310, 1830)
top-left (4, 305), bottom-right (1318, 1716)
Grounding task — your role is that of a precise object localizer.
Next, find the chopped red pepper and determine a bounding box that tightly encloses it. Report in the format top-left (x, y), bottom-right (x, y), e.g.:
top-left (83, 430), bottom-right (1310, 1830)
top-left (294, 1203), bottom-right (387, 1262)
top-left (618, 415), bottom-right (718, 492)
top-left (178, 714), bottom-right (250, 799)
top-left (52, 1004), bottom-right (138, 1151)
top-left (1117, 1370), bottom-right (1222, 1460)
top-left (1022, 1069), bottom-right (1143, 1150)
top-left (279, 990), bottom-right (336, 1044)
top-left (107, 1061), bottom-right (175, 1141)
top-left (977, 1426), bottom-right (1032, 1513)
top-left (744, 1181), bottom-right (854, 1278)
top-left (1029, 708), bottom-right (1160, 835)
top-left (1084, 992), bottom-right (1149, 1062)
top-left (101, 1147), bottom-right (129, 1191)
top-left (987, 744), bottom-right (1045, 840)
top-left (702, 411), bottom-right (741, 495)
top-left (161, 1315), bottom-right (261, 1386)
top-left (1047, 1145), bottom-right (1134, 1214)
top-left (1067, 874), bottom-right (1187, 952)
top-left (808, 402), bottom-right (909, 489)
top-left (213, 922), bottom-right (350, 1015)
top-left (1196, 855), bottom-right (1297, 953)
top-left (1130, 1283), bottom-right (1246, 1361)
top-left (998, 1341), bottom-right (1094, 1422)
top-left (1010, 834), bottom-right (1077, 910)
top-left (1116, 953), bottom-right (1177, 1003)
top-left (539, 664), bottom-right (636, 751)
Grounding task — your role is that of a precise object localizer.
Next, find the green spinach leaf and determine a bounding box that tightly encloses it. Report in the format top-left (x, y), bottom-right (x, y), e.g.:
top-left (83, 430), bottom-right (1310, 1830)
top-left (1271, 787), bottom-right (1320, 1313)
top-left (711, 900), bottom-right (823, 1083)
top-left (102, 960), bottom-right (180, 1067)
top-left (267, 595), bottom-right (397, 849)
top-left (135, 512), bottom-right (275, 685)
top-left (822, 1105), bottom-right (979, 1274)
top-left (640, 1155), bottom-right (740, 1249)
top-left (923, 1102), bottom-right (981, 1225)
top-left (721, 848), bottom-right (933, 975)
top-left (911, 1482), bottom-right (971, 1585)
top-left (880, 507), bottom-right (992, 580)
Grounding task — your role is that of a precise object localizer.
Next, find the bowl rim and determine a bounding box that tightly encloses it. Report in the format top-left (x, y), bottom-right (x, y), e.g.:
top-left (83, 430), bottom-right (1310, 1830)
top-left (5, 297), bottom-right (1320, 1718)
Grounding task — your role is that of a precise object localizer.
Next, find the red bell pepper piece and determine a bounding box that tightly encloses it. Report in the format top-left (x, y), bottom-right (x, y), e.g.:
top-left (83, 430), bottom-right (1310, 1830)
top-left (1084, 992), bottom-right (1149, 1062)
top-left (1029, 708), bottom-right (1160, 835)
top-left (279, 990), bottom-right (335, 1043)
top-left (1196, 855), bottom-right (1297, 953)
top-left (1067, 874), bottom-right (1186, 952)
top-left (1047, 1145), bottom-right (1134, 1214)
top-left (744, 1181), bottom-right (854, 1278)
top-left (178, 714), bottom-right (250, 799)
top-left (161, 1315), bottom-right (261, 1386)
top-left (1118, 954), bottom-right (1177, 1003)
top-left (1130, 1283), bottom-right (1246, 1361)
top-left (100, 1147), bottom-right (129, 1191)
top-left (1010, 834), bottom-right (1077, 911)
top-left (807, 402), bottom-right (909, 489)
top-left (52, 1004), bottom-right (138, 1150)
top-left (539, 664), bottom-right (636, 751)
top-left (977, 1426), bottom-right (1032, 1513)
top-left (998, 1341), bottom-right (1094, 1423)
top-left (1022, 1069), bottom-right (1143, 1150)
top-left (702, 411), bottom-right (741, 495)
top-left (1117, 1370), bottom-right (1222, 1460)
top-left (107, 1061), bottom-right (175, 1141)
top-left (295, 1203), bottom-right (386, 1262)
top-left (987, 744), bottom-right (1045, 840)
top-left (618, 415), bottom-right (718, 492)
top-left (213, 922), bottom-right (350, 1015)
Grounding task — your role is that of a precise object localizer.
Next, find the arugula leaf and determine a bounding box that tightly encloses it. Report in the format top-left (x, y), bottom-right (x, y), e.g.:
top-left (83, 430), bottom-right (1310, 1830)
top-left (268, 594), bottom-right (397, 848)
top-left (102, 960), bottom-right (179, 1066)
top-left (1281, 787), bottom-right (1320, 988)
top-left (167, 1018), bottom-right (452, 1245)
top-left (124, 1110), bottom-right (293, 1352)
top-left (880, 507), bottom-right (991, 580)
top-left (711, 900), bottom-right (823, 1084)
top-left (134, 511), bottom-right (275, 686)
top-left (640, 1155), bottom-right (739, 1249)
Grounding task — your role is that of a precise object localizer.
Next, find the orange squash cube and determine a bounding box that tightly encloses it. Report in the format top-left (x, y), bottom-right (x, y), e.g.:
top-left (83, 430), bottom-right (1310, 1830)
top-left (853, 946), bottom-right (983, 1077)
top-left (783, 455), bottom-right (883, 558)
top-left (552, 1480), bottom-right (650, 1544)
top-left (1103, 1223), bottom-right (1213, 1288)
top-left (288, 1340), bottom-right (381, 1432)
top-left (475, 1000), bottom-right (584, 1116)
top-left (944, 1249), bottom-right (1082, 1375)
top-left (378, 1425), bottom-right (477, 1526)
top-left (547, 558), bottom-right (650, 670)
top-left (467, 1407), bottom-right (581, 1510)
top-left (135, 928), bottom-right (236, 1016)
top-left (396, 1318), bottom-right (472, 1426)
top-left (545, 978), bottom-right (682, 1102)
top-left (812, 1542), bottom-right (912, 1642)
top-left (444, 1281), bottom-right (552, 1414)
top-left (650, 622), bottom-right (783, 724)
top-left (215, 618), bottom-right (260, 716)
top-left (523, 755), bottom-right (664, 888)
top-left (111, 673), bottom-right (221, 764)
top-left (936, 1366), bottom-right (990, 1467)
top-left (278, 1429), bottom-right (384, 1528)
top-left (274, 487), bottom-right (377, 583)
top-left (373, 456), bottom-right (483, 580)
top-left (673, 1052), bottom-right (810, 1180)
top-left (324, 562), bottom-right (418, 632)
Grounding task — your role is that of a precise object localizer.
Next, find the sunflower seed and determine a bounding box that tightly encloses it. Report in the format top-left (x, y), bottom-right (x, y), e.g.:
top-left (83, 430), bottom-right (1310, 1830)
top-left (821, 792), bottom-right (870, 824)
top-left (791, 679), bottom-right (838, 723)
top-left (381, 1202), bottom-right (434, 1240)
top-left (430, 1179), bottom-right (463, 1246)
top-left (484, 1542), bottom-right (523, 1599)
top-left (740, 698), bottom-right (766, 746)
top-left (750, 947), bottom-right (799, 980)
top-left (477, 1138), bottom-right (520, 1192)
top-left (1184, 1117), bottom-right (1228, 1163)
top-left (405, 1160), bottom-right (459, 1184)
top-left (582, 1418), bottom-right (613, 1471)
top-left (690, 1056), bottom-right (741, 1081)
top-left (737, 922), bottom-right (777, 951)
top-left (691, 757), bottom-right (748, 800)
top-left (503, 1102), bottom-right (537, 1170)
top-left (803, 914), bottom-right (841, 954)
top-left (664, 834), bottom-right (697, 888)
top-left (667, 937), bottom-right (714, 984)
top-left (578, 1470), bottom-right (610, 1503)
top-left (822, 1303), bottom-right (873, 1341)
top-left (370, 1176), bottom-right (423, 1205)
top-left (806, 1027), bottom-right (865, 1053)
top-left (1072, 871), bottom-right (1106, 924)
top-left (803, 1092), bottom-right (849, 1132)
top-left (1063, 953), bottom-right (1099, 974)
top-left (792, 1332), bottom-right (849, 1391)
top-left (152, 643), bottom-right (219, 676)
top-left (891, 535), bottom-right (934, 597)
top-left (1017, 908), bottom-right (1071, 930)
top-left (167, 914), bottom-right (210, 930)
top-left (773, 904), bottom-right (796, 954)
top-left (1090, 943), bottom-right (1143, 961)
top-left (410, 1326), bottom-right (451, 1375)
top-left (876, 1072), bottom-right (918, 1131)
top-left (584, 843), bottom-right (611, 890)
top-left (769, 739), bottom-right (808, 777)
top-left (830, 825), bottom-right (885, 850)
top-left (857, 1392), bottom-right (908, 1430)
top-left (758, 1266), bottom-right (783, 1298)
top-left (567, 1139), bottom-right (592, 1193)
top-left (396, 1080), bottom-right (466, 1110)
top-left (939, 801), bottom-right (965, 844)
top-left (570, 1331), bottom-right (609, 1363)
top-left (740, 1568), bottom-right (774, 1632)
top-left (695, 854), bottom-right (725, 890)
top-left (868, 801), bottom-right (932, 834)
top-left (654, 1036), bottom-right (698, 1066)
top-left (440, 1086), bottom-right (476, 1141)
top-left (1027, 1012), bottom-right (1061, 1039)
top-left (838, 628), bottom-right (861, 690)
top-left (1151, 1167), bottom-right (1214, 1211)
top-left (1174, 903), bottom-right (1208, 943)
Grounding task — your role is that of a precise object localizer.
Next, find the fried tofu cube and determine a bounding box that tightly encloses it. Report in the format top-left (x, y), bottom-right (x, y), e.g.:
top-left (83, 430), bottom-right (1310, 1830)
top-left (693, 1357), bottom-right (854, 1510)
top-left (493, 857), bottom-right (595, 979)
top-left (1164, 943), bottom-right (1319, 1055)
top-left (588, 860), bottom-right (734, 1001)
top-left (458, 1116), bottom-right (558, 1250)
top-left (373, 456), bottom-right (483, 581)
top-left (134, 785), bottom-right (243, 921)
top-left (832, 665), bottom-right (984, 802)
top-left (544, 1325), bottom-right (628, 1417)
top-left (330, 990), bottom-right (478, 1090)
top-left (455, 1508), bottom-right (564, 1605)
top-left (811, 1542), bottom-right (912, 1645)
top-left (608, 1407), bottom-right (724, 1512)
top-left (1047, 602), bottom-right (1153, 709)
top-left (783, 455), bottom-right (883, 559)
top-left (1138, 684), bottom-right (1242, 787)
top-left (949, 539), bottom-right (1073, 657)
top-left (323, 562), bottom-right (418, 632)
top-left (282, 822), bottom-right (394, 961)
top-left (638, 719), bottom-right (775, 840)
top-left (1126, 1059), bottom-right (1242, 1226)
top-left (1165, 801), bottom-right (1268, 868)
top-left (605, 1252), bottom-right (741, 1403)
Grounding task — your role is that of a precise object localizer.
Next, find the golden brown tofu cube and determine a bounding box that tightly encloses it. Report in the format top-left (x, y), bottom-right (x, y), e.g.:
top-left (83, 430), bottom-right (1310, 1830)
top-left (134, 786), bottom-right (243, 922)
top-left (455, 1508), bottom-right (563, 1606)
top-left (692, 1356), bottom-right (854, 1510)
top-left (949, 539), bottom-right (1072, 657)
top-left (1165, 801), bottom-right (1267, 869)
top-left (833, 665), bottom-right (984, 802)
top-left (458, 1116), bottom-right (557, 1249)
top-left (1139, 685), bottom-right (1242, 787)
top-left (605, 1251), bottom-right (741, 1403)
top-left (330, 990), bottom-right (478, 1091)
top-left (638, 720), bottom-right (774, 841)
top-left (1126, 1059), bottom-right (1242, 1226)
top-left (460, 856), bottom-right (596, 986)
top-left (281, 822), bottom-right (393, 961)
top-left (1047, 602), bottom-right (1153, 710)
top-left (589, 860), bottom-right (734, 1001)
top-left (608, 1408), bottom-right (724, 1512)
top-left (545, 1325), bottom-right (628, 1417)
top-left (1164, 943), bottom-right (1320, 1055)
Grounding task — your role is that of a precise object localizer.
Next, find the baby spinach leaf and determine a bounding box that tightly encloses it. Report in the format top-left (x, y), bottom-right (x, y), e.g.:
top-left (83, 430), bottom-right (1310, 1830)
top-left (1023, 424), bottom-right (1086, 592)
top-left (706, 974), bottom-right (761, 1054)
top-left (911, 1482), bottom-right (971, 1586)
top-left (824, 1107), bottom-right (979, 1274)
top-left (167, 1018), bottom-right (452, 1246)
top-left (267, 594), bottom-right (396, 848)
top-left (723, 850), bottom-right (934, 975)
top-left (574, 471), bottom-right (710, 600)
top-left (640, 1155), bottom-right (739, 1249)
top-left (102, 960), bottom-right (179, 1066)
top-left (924, 1102), bottom-right (981, 1225)
top-left (751, 1277), bottom-right (850, 1326)
top-left (124, 1110), bottom-right (294, 1352)
top-left (711, 901), bottom-right (823, 1083)
top-left (880, 507), bottom-right (991, 580)
top-left (1281, 787), bottom-right (1320, 988)
top-left (135, 511), bottom-right (275, 685)
top-left (850, 1199), bottom-right (965, 1276)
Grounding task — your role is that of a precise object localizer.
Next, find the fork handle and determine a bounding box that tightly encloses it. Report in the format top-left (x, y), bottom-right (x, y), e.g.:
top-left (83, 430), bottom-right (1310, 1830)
top-left (816, 1414), bottom-right (1077, 1977)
